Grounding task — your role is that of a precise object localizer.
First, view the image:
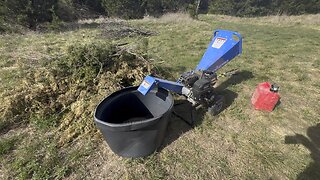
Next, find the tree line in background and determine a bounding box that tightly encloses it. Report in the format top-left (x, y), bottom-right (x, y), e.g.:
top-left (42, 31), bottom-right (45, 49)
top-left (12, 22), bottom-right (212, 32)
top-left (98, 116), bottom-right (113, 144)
top-left (0, 0), bottom-right (319, 31)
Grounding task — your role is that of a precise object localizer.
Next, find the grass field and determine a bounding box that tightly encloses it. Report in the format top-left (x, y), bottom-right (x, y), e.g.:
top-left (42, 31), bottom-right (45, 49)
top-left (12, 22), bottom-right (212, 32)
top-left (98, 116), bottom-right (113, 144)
top-left (0, 13), bottom-right (320, 179)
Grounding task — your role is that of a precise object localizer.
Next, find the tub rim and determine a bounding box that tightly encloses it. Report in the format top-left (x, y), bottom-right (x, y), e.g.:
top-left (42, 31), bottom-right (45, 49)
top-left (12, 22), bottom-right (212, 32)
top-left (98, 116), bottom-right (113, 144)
top-left (94, 86), bottom-right (174, 130)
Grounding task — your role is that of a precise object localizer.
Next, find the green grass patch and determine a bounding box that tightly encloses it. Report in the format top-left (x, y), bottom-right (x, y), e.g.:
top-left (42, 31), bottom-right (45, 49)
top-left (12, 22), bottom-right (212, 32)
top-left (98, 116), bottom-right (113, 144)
top-left (11, 138), bottom-right (70, 179)
top-left (0, 136), bottom-right (20, 156)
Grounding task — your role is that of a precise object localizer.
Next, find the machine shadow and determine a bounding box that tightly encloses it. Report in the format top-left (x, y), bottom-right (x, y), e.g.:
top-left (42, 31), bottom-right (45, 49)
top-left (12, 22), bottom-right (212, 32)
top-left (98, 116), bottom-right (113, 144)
top-left (284, 124), bottom-right (320, 179)
top-left (159, 70), bottom-right (254, 151)
top-left (215, 70), bottom-right (254, 91)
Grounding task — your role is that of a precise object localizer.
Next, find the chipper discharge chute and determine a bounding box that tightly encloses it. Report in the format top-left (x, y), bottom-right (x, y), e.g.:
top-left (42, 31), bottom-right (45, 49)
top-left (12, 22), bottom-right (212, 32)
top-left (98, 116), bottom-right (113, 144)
top-left (94, 30), bottom-right (242, 158)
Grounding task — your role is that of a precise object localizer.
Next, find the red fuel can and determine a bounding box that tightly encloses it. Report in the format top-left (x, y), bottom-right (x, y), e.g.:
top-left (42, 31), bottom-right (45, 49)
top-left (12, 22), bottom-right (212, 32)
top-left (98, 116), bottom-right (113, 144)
top-left (251, 82), bottom-right (280, 112)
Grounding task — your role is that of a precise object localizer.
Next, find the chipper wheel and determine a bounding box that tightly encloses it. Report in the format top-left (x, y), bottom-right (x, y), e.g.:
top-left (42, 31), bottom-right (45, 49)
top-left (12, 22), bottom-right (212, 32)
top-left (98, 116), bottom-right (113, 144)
top-left (207, 95), bottom-right (226, 116)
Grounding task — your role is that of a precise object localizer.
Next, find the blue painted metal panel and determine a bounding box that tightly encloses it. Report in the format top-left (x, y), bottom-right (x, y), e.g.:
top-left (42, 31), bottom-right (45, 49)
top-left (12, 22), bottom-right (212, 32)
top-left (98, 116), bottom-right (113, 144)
top-left (138, 76), bottom-right (185, 95)
top-left (154, 77), bottom-right (185, 94)
top-left (137, 75), bottom-right (156, 95)
top-left (195, 30), bottom-right (242, 72)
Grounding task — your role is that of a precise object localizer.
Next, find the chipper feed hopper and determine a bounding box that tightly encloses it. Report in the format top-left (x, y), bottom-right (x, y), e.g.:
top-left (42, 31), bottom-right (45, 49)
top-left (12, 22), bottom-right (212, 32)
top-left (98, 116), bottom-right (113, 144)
top-left (137, 29), bottom-right (242, 115)
top-left (94, 29), bottom-right (242, 158)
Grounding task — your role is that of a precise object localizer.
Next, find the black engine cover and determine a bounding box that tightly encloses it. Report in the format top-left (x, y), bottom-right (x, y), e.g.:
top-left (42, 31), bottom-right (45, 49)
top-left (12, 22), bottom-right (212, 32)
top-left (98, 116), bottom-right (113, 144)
top-left (179, 72), bottom-right (199, 88)
top-left (192, 78), bottom-right (213, 102)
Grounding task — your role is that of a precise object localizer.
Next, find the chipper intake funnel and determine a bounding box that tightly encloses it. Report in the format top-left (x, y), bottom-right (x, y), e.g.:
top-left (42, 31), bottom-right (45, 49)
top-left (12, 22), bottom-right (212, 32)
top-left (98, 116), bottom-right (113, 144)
top-left (94, 87), bottom-right (173, 158)
top-left (195, 30), bottom-right (242, 72)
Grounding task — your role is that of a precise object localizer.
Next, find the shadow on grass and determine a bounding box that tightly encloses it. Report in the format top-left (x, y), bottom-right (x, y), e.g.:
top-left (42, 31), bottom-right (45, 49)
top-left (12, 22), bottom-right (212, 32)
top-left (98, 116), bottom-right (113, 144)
top-left (285, 124), bottom-right (320, 180)
top-left (159, 70), bottom-right (254, 150)
top-left (215, 70), bottom-right (254, 91)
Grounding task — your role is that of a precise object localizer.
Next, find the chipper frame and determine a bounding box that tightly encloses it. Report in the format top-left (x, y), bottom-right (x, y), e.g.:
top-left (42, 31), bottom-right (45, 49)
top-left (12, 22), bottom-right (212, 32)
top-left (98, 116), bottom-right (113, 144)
top-left (137, 30), bottom-right (242, 115)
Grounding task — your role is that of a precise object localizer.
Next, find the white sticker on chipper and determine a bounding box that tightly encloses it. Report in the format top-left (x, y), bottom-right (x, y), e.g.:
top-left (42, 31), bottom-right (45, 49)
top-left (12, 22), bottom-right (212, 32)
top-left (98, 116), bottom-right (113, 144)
top-left (212, 37), bottom-right (226, 49)
top-left (141, 80), bottom-right (151, 89)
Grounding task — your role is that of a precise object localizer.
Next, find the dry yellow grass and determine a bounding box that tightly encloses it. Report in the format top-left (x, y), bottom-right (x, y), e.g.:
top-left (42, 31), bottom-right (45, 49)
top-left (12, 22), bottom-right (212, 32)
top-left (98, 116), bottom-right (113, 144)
top-left (203, 14), bottom-right (320, 30)
top-left (204, 14), bottom-right (320, 25)
top-left (142, 12), bottom-right (198, 24)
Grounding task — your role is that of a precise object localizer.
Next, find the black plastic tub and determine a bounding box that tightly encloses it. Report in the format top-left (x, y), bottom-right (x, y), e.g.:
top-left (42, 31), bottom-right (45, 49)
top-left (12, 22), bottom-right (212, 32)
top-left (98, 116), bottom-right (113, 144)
top-left (94, 86), bottom-right (174, 158)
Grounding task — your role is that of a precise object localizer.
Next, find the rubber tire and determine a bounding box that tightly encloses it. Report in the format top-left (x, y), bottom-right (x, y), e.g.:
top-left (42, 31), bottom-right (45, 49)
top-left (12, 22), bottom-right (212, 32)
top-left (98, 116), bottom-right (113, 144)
top-left (208, 95), bottom-right (226, 116)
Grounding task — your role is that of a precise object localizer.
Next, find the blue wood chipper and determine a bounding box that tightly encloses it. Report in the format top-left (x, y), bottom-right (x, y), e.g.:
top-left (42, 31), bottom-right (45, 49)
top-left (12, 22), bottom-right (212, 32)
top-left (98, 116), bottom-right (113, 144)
top-left (137, 29), bottom-right (242, 115)
top-left (94, 29), bottom-right (243, 158)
